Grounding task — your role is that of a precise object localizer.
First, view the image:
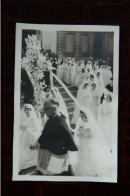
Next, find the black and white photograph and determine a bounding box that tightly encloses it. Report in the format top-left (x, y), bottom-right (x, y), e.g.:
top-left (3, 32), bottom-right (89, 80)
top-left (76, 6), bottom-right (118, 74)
top-left (13, 23), bottom-right (119, 182)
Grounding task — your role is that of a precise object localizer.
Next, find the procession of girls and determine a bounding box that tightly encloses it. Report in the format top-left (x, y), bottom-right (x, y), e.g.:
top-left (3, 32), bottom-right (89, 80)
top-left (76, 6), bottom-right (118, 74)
top-left (57, 57), bottom-right (115, 177)
top-left (20, 53), bottom-right (115, 177)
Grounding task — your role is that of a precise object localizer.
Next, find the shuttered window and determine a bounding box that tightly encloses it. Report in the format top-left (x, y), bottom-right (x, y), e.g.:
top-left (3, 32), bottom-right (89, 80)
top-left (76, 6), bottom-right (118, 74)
top-left (81, 34), bottom-right (88, 53)
top-left (65, 33), bottom-right (74, 53)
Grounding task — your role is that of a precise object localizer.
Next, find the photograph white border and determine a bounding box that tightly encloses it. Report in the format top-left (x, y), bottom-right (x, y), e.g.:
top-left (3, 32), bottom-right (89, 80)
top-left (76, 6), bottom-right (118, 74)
top-left (13, 23), bottom-right (119, 182)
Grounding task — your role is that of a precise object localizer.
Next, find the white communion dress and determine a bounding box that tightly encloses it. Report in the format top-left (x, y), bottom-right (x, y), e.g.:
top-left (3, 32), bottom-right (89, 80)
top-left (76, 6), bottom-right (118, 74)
top-left (75, 65), bottom-right (82, 88)
top-left (70, 65), bottom-right (76, 85)
top-left (97, 100), bottom-right (113, 152)
top-left (72, 82), bottom-right (93, 124)
top-left (72, 110), bottom-right (113, 177)
top-left (91, 87), bottom-right (100, 120)
top-left (96, 74), bottom-right (104, 97)
top-left (19, 104), bottom-right (42, 172)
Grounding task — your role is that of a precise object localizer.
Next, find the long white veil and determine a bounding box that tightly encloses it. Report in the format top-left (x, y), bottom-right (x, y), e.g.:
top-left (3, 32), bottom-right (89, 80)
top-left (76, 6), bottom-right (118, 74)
top-left (50, 87), bottom-right (70, 124)
top-left (22, 104), bottom-right (42, 139)
top-left (72, 107), bottom-right (114, 176)
top-left (79, 107), bottom-right (110, 152)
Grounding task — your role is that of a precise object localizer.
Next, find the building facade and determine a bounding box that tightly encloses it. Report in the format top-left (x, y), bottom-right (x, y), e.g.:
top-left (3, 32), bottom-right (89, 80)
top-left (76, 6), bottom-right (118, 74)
top-left (57, 31), bottom-right (114, 63)
top-left (22, 30), bottom-right (114, 65)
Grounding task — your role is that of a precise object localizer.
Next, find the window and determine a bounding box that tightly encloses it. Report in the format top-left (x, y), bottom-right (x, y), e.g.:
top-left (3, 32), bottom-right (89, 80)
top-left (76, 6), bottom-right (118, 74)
top-left (65, 33), bottom-right (74, 53)
top-left (81, 34), bottom-right (88, 53)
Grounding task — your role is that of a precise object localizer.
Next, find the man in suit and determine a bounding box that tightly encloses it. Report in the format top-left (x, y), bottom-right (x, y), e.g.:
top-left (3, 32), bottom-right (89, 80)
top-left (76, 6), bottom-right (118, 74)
top-left (51, 59), bottom-right (57, 75)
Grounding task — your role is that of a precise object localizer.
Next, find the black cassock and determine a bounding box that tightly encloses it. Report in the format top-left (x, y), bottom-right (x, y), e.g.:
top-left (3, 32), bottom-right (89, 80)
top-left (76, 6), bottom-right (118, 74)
top-left (38, 114), bottom-right (78, 155)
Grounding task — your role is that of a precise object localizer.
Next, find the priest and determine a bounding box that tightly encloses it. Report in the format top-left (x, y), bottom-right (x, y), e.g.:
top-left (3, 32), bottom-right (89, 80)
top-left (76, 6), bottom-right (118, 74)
top-left (30, 98), bottom-right (78, 176)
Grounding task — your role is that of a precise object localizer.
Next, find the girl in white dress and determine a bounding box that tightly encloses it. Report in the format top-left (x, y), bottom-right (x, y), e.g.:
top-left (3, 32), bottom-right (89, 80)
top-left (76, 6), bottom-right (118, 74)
top-left (93, 64), bottom-right (99, 75)
top-left (60, 62), bottom-right (64, 81)
top-left (63, 62), bottom-right (68, 83)
top-left (91, 83), bottom-right (100, 120)
top-left (75, 63), bottom-right (82, 88)
top-left (87, 74), bottom-right (96, 87)
top-left (66, 63), bottom-right (71, 85)
top-left (72, 81), bottom-right (93, 124)
top-left (80, 68), bottom-right (87, 86)
top-left (70, 63), bottom-right (76, 86)
top-left (86, 69), bottom-right (91, 81)
top-left (72, 109), bottom-right (113, 177)
top-left (102, 65), bottom-right (109, 87)
top-left (96, 71), bottom-right (104, 97)
top-left (100, 65), bottom-right (105, 76)
top-left (97, 94), bottom-right (113, 152)
top-left (87, 61), bottom-right (93, 70)
top-left (19, 104), bottom-right (42, 172)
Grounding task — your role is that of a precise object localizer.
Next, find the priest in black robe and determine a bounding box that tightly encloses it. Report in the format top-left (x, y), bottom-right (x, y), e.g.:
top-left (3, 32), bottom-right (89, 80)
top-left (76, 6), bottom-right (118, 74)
top-left (30, 98), bottom-right (78, 176)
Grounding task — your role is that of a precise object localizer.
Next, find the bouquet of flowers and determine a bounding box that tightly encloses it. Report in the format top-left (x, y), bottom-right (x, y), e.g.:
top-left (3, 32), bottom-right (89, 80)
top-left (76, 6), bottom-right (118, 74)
top-left (21, 34), bottom-right (48, 112)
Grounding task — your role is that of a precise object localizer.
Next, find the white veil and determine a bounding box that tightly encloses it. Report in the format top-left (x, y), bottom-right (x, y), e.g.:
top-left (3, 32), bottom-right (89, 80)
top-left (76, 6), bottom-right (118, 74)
top-left (50, 87), bottom-right (70, 124)
top-left (23, 104), bottom-right (42, 140)
top-left (77, 107), bottom-right (111, 154)
top-left (74, 107), bottom-right (114, 176)
top-left (91, 81), bottom-right (101, 98)
top-left (72, 81), bottom-right (93, 124)
top-left (78, 80), bottom-right (91, 95)
top-left (96, 71), bottom-right (104, 92)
